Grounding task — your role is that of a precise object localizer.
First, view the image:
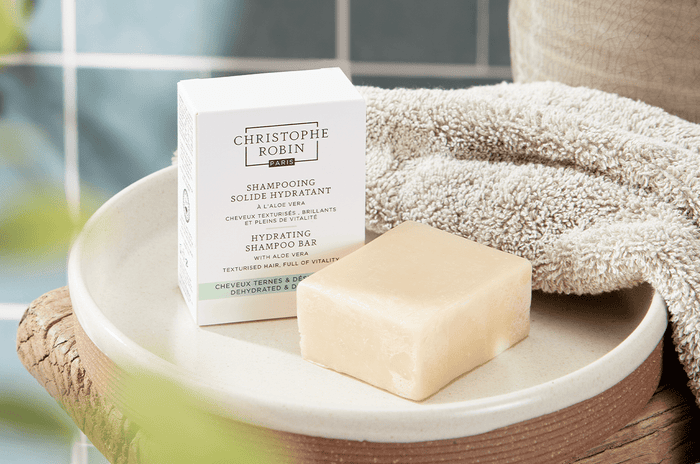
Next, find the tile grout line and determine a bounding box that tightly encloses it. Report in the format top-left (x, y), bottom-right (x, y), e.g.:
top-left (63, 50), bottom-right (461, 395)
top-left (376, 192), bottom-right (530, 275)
top-left (0, 52), bottom-right (511, 79)
top-left (335, 0), bottom-right (351, 77)
top-left (62, 0), bottom-right (80, 222)
top-left (70, 53), bottom-right (342, 71)
top-left (476, 0), bottom-right (490, 68)
top-left (0, 303), bottom-right (29, 320)
top-left (70, 431), bottom-right (90, 464)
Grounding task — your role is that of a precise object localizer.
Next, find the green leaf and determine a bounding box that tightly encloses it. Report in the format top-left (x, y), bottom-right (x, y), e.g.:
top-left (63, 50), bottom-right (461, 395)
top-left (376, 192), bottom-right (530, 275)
top-left (0, 120), bottom-right (36, 167)
top-left (0, 392), bottom-right (74, 440)
top-left (0, 0), bottom-right (31, 58)
top-left (0, 184), bottom-right (106, 261)
top-left (113, 372), bottom-right (286, 464)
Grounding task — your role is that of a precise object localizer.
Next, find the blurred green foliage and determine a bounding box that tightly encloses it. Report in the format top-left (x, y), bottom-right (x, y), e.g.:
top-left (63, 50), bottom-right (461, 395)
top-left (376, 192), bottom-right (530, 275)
top-left (0, 0), bottom-right (83, 457)
top-left (118, 372), bottom-right (282, 463)
top-left (0, 184), bottom-right (103, 259)
top-left (0, 118), bottom-right (105, 260)
top-left (0, 2), bottom-right (105, 262)
top-left (0, 390), bottom-right (74, 440)
top-left (0, 0), bottom-right (80, 450)
top-left (1, 4), bottom-right (279, 462)
top-left (0, 0), bottom-right (32, 61)
top-left (0, 120), bottom-right (106, 263)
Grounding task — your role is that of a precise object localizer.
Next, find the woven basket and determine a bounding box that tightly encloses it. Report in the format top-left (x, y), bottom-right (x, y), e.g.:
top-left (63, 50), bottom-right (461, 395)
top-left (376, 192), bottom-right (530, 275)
top-left (509, 0), bottom-right (700, 124)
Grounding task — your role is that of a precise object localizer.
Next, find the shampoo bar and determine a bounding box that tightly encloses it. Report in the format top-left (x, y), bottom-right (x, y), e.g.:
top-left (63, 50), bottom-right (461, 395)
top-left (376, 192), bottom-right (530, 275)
top-left (297, 221), bottom-right (531, 401)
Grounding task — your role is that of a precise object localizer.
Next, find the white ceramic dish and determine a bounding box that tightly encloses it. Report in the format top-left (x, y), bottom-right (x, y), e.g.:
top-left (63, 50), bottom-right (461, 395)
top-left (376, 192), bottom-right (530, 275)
top-left (68, 165), bottom-right (667, 443)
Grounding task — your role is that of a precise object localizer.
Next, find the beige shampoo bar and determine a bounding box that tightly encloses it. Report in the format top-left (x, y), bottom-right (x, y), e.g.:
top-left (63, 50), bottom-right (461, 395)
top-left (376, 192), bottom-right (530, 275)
top-left (296, 221), bottom-right (532, 401)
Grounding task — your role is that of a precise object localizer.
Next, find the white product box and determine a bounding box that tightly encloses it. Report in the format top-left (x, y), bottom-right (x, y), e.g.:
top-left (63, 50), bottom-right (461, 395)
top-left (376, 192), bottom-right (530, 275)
top-left (177, 68), bottom-right (366, 326)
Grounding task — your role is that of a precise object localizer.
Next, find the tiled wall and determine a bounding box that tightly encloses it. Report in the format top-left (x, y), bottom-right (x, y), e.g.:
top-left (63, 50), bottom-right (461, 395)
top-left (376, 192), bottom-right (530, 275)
top-left (0, 0), bottom-right (511, 307)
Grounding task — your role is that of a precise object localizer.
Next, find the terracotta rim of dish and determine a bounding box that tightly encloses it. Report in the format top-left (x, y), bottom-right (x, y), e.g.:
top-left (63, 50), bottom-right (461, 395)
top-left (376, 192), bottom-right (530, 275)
top-left (74, 316), bottom-right (662, 464)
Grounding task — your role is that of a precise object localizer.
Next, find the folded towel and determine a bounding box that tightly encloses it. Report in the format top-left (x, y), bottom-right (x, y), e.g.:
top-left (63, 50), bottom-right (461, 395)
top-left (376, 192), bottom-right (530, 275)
top-left (358, 82), bottom-right (700, 406)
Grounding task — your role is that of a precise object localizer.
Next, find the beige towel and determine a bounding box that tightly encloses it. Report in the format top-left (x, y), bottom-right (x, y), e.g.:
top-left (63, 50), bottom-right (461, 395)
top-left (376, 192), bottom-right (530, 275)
top-left (358, 82), bottom-right (700, 406)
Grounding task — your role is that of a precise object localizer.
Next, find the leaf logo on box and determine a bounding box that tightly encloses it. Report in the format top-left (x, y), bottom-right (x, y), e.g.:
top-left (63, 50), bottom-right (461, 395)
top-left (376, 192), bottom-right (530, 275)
top-left (234, 122), bottom-right (328, 168)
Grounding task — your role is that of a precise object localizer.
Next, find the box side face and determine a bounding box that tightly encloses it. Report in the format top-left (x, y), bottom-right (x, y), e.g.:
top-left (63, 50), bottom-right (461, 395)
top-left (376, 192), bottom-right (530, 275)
top-left (192, 92), bottom-right (366, 324)
top-left (177, 85), bottom-right (198, 323)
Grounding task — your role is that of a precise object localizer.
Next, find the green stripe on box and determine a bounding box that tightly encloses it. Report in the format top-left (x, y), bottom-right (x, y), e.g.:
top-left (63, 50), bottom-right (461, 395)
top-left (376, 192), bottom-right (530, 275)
top-left (199, 273), bottom-right (312, 300)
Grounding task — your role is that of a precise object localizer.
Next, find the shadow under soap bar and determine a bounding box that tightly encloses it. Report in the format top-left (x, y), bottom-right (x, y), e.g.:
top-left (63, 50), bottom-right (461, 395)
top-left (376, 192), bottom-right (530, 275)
top-left (297, 221), bottom-right (532, 401)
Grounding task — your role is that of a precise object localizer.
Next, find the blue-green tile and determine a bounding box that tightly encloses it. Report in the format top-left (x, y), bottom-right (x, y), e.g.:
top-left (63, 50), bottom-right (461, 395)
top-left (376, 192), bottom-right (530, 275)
top-left (76, 0), bottom-right (335, 58)
top-left (229, 0), bottom-right (335, 58)
top-left (87, 445), bottom-right (111, 463)
top-left (26, 0), bottom-right (62, 52)
top-left (0, 66), bottom-right (63, 149)
top-left (76, 0), bottom-right (242, 55)
top-left (489, 0), bottom-right (511, 66)
top-left (77, 68), bottom-right (199, 197)
top-left (351, 0), bottom-right (477, 64)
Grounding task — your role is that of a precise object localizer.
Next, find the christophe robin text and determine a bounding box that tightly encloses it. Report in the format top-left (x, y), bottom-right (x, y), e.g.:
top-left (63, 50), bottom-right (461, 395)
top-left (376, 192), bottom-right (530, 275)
top-left (177, 68), bottom-right (366, 325)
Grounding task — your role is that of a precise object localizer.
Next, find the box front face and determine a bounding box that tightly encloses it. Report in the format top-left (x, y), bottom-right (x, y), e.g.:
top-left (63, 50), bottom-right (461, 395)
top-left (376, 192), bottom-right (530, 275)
top-left (195, 100), bottom-right (365, 324)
